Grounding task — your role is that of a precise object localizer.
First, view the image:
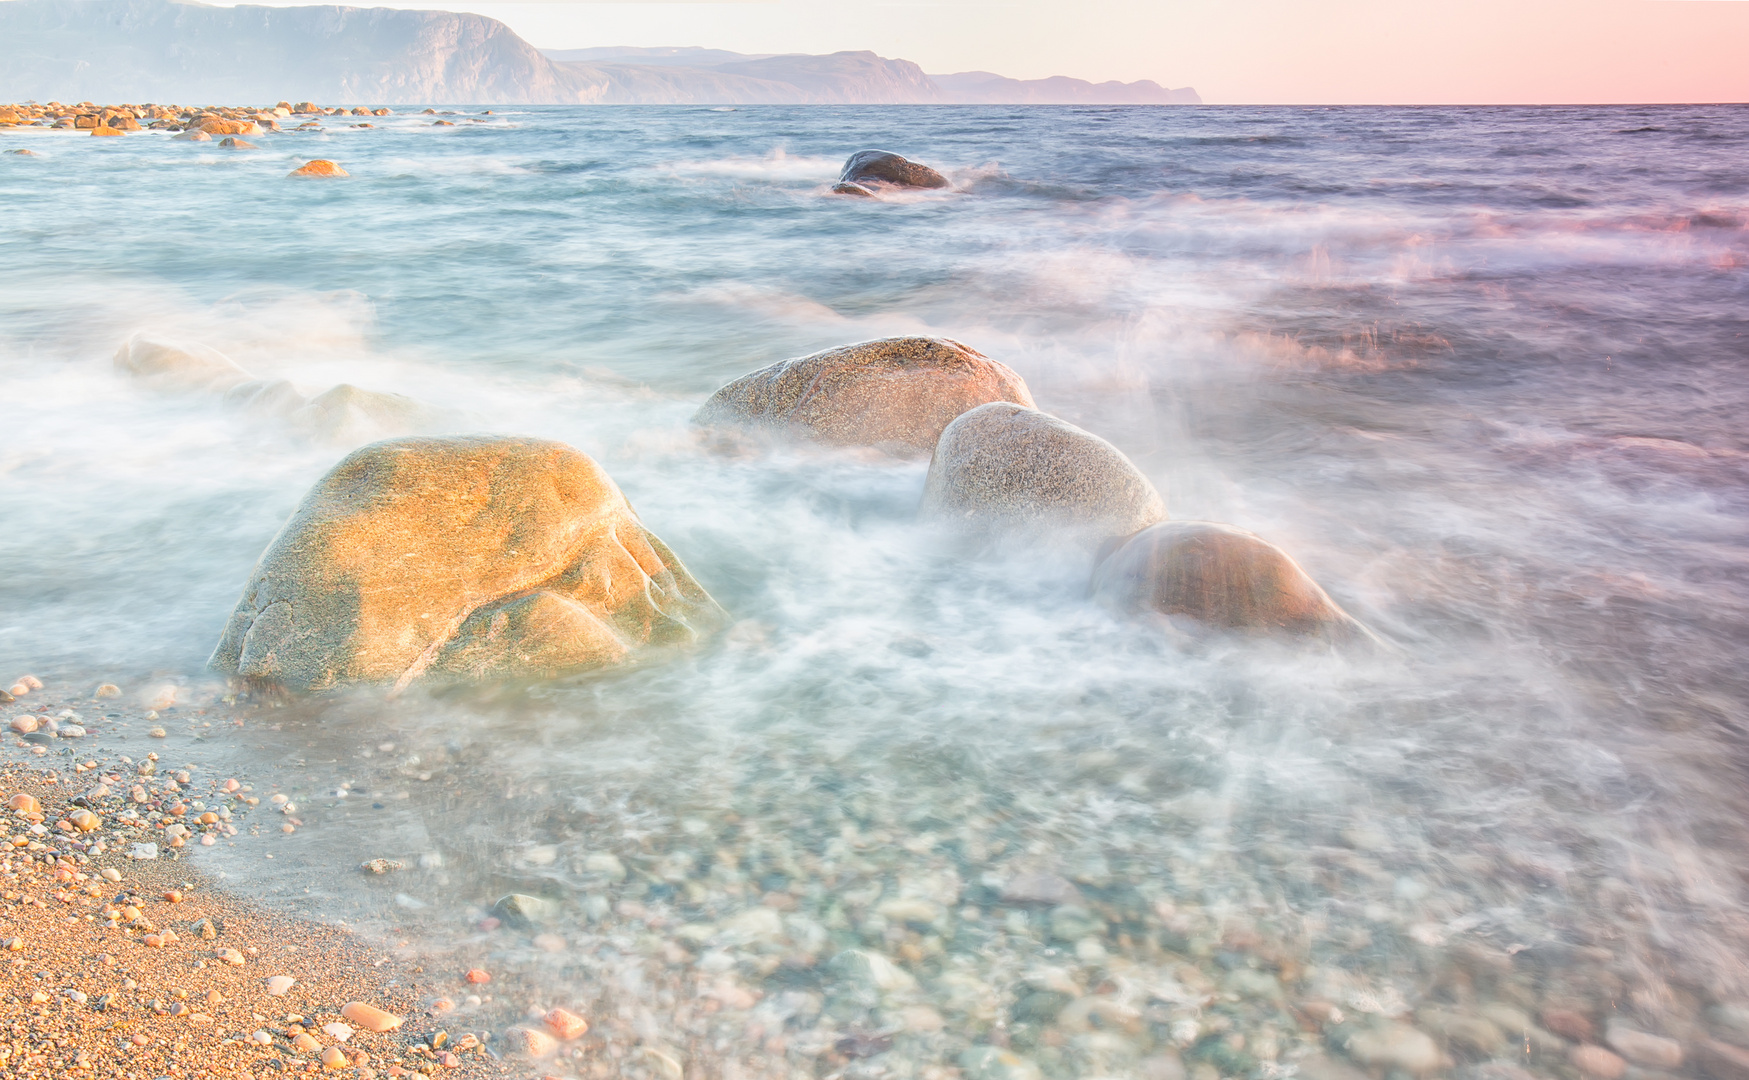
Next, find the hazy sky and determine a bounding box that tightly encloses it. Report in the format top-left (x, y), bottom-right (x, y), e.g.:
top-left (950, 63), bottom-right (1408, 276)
top-left (269, 0), bottom-right (1749, 104)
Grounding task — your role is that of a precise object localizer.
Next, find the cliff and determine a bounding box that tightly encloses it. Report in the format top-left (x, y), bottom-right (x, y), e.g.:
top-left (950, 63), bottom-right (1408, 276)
top-left (0, 0), bottom-right (1200, 105)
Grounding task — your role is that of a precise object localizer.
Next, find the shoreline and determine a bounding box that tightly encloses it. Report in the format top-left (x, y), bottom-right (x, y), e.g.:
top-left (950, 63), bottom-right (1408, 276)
top-left (1, 674), bottom-right (514, 1080)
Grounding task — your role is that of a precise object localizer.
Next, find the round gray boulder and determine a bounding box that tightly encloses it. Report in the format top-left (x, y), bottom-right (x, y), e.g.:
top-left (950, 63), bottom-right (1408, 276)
top-left (920, 403), bottom-right (1166, 540)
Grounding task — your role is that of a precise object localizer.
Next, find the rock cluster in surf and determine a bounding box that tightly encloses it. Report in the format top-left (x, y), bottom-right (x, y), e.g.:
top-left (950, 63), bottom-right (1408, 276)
top-left (698, 336), bottom-right (1368, 644)
top-left (0, 100), bottom-right (390, 136)
top-left (210, 435), bottom-right (726, 693)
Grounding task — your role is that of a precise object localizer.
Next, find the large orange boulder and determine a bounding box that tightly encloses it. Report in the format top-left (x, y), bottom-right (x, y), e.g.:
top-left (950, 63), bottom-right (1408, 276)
top-left (1090, 521), bottom-right (1368, 641)
top-left (210, 436), bottom-right (726, 693)
top-left (191, 117), bottom-right (261, 136)
top-left (288, 159), bottom-right (347, 178)
top-left (920, 403), bottom-right (1165, 541)
top-left (694, 337), bottom-right (1033, 456)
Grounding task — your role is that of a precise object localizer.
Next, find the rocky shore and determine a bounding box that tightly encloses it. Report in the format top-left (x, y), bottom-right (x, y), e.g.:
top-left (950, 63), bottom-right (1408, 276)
top-left (0, 100), bottom-right (395, 134)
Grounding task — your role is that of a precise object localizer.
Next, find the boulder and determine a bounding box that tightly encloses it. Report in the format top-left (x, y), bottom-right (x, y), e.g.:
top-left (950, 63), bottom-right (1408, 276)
top-left (5, 149), bottom-right (39, 156)
top-left (289, 159), bottom-right (346, 178)
top-left (835, 150), bottom-right (949, 194)
top-left (920, 403), bottom-right (1165, 540)
top-left (210, 436), bottom-right (726, 693)
top-left (90, 126), bottom-right (123, 137)
top-left (1090, 521), bottom-right (1368, 641)
top-left (223, 378), bottom-right (308, 418)
top-left (114, 333), bottom-right (251, 393)
top-left (694, 337), bottom-right (1033, 456)
top-left (286, 383), bottom-right (451, 444)
top-left (191, 118), bottom-right (260, 136)
top-left (219, 137), bottom-right (257, 149)
top-left (172, 131), bottom-right (212, 142)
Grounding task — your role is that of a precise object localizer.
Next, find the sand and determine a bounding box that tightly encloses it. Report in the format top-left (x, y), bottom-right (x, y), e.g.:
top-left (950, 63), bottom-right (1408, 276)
top-left (1, 682), bottom-right (516, 1080)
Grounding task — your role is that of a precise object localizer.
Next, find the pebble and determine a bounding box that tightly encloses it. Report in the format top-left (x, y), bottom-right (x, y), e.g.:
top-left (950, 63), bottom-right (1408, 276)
top-left (95, 683), bottom-right (120, 697)
top-left (101, 867), bottom-right (122, 881)
top-left (543, 1006), bottom-right (588, 1040)
top-left (148, 727), bottom-right (166, 738)
top-left (1698, 1039), bottom-right (1749, 1080)
top-left (464, 968), bottom-right (490, 984)
top-left (1344, 1023), bottom-right (1446, 1075)
top-left (251, 1030), bottom-right (274, 1045)
top-left (322, 1021), bottom-right (353, 1040)
top-left (267, 974), bottom-right (296, 995)
top-left (293, 1032), bottom-right (322, 1052)
top-left (1544, 1007), bottom-right (1597, 1042)
top-left (1606, 1022), bottom-right (1684, 1068)
top-left (7, 791), bottom-right (40, 811)
top-left (320, 1045), bottom-right (347, 1069)
top-left (1571, 1044), bottom-right (1629, 1079)
top-left (502, 1025), bottom-right (558, 1058)
top-left (216, 946), bottom-right (246, 965)
top-left (9, 716), bottom-right (39, 734)
top-left (340, 1001), bottom-right (403, 1031)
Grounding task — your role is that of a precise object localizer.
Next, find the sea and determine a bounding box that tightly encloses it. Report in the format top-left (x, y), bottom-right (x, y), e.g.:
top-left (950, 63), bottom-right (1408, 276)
top-left (2, 104), bottom-right (1748, 1079)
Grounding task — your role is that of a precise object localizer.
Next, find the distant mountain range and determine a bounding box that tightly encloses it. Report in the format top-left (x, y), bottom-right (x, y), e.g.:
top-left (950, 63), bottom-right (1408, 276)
top-left (0, 0), bottom-right (1201, 106)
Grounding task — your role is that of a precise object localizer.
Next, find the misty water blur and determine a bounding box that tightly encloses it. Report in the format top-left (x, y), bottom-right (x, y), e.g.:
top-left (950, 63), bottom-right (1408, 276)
top-left (2, 105), bottom-right (1748, 1078)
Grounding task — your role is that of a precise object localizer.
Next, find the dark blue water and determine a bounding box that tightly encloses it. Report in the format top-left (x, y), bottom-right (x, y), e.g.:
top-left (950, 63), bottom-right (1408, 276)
top-left (2, 106), bottom-right (1747, 1079)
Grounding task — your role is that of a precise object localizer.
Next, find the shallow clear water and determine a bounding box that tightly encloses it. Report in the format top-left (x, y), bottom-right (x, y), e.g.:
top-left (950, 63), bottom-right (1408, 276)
top-left (3, 105), bottom-right (1749, 1079)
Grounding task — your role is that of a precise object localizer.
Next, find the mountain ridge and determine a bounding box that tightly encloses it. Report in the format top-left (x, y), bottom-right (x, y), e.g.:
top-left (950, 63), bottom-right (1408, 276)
top-left (0, 0), bottom-right (1201, 105)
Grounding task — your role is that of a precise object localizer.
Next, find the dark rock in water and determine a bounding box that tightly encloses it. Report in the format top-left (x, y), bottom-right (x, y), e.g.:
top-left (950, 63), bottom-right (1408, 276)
top-left (920, 402), bottom-right (1165, 541)
top-left (837, 149), bottom-right (948, 191)
top-left (1091, 520), bottom-right (1368, 641)
top-left (694, 336), bottom-right (1033, 456)
top-left (209, 435), bottom-right (726, 693)
top-left (5, 148), bottom-right (39, 156)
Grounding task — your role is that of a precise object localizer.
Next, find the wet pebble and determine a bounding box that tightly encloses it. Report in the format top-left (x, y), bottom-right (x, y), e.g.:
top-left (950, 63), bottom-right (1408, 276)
top-left (1571, 1044), bottom-right (1629, 1079)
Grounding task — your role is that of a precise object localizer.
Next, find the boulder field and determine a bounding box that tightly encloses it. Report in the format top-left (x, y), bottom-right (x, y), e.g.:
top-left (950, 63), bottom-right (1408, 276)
top-left (832, 150), bottom-right (950, 197)
top-left (693, 336), bottom-right (1034, 456)
top-left (210, 435), bottom-right (727, 693)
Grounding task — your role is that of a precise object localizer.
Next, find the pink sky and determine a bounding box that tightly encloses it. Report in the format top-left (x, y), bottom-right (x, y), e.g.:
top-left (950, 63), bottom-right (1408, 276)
top-left (436, 0), bottom-right (1749, 103)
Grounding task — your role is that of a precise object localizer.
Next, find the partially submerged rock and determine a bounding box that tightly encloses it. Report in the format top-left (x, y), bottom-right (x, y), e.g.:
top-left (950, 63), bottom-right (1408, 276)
top-left (920, 402), bottom-right (1165, 540)
top-left (210, 436), bottom-right (725, 693)
top-left (833, 149), bottom-right (949, 195)
top-left (289, 159), bottom-right (347, 178)
top-left (114, 333), bottom-right (251, 393)
top-left (1090, 520), bottom-right (1368, 641)
top-left (694, 337), bottom-right (1033, 456)
top-left (286, 383), bottom-right (450, 444)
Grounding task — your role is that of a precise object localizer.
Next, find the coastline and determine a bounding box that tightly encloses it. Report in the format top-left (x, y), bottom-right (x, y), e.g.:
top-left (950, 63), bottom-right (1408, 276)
top-left (1, 675), bottom-right (513, 1080)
